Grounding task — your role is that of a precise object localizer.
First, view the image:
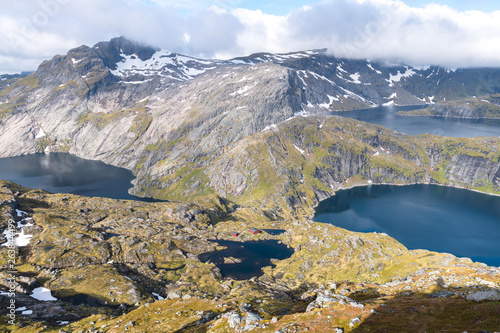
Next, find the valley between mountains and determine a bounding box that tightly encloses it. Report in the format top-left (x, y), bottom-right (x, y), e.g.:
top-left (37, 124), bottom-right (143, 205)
top-left (1, 37), bottom-right (500, 332)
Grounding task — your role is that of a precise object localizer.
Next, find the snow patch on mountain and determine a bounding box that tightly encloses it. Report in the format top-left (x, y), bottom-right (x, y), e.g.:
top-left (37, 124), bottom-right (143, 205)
top-left (35, 128), bottom-right (46, 139)
top-left (367, 62), bottom-right (382, 74)
top-left (308, 70), bottom-right (336, 86)
top-left (111, 50), bottom-right (221, 81)
top-left (318, 95), bottom-right (338, 109)
top-left (387, 67), bottom-right (416, 87)
top-left (349, 73), bottom-right (361, 84)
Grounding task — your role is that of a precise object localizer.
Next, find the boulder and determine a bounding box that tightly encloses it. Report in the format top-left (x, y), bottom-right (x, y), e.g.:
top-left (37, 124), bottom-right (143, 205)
top-left (167, 290), bottom-right (182, 300)
top-left (223, 311), bottom-right (242, 329)
top-left (466, 290), bottom-right (500, 302)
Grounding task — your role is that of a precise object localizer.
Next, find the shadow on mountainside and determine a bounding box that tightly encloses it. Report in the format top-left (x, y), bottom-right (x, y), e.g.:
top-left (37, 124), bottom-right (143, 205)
top-left (350, 285), bottom-right (500, 333)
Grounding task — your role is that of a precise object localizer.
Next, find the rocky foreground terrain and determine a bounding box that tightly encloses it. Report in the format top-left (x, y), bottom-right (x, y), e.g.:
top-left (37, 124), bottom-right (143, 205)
top-left (1, 180), bottom-right (500, 332)
top-left (1, 37), bottom-right (500, 332)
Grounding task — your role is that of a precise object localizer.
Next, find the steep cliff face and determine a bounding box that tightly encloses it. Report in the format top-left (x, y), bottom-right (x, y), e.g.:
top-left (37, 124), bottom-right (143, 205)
top-left (148, 115), bottom-right (498, 215)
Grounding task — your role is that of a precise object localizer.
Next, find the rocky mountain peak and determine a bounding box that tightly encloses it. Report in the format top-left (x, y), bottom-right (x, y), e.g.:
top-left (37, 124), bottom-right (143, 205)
top-left (92, 36), bottom-right (160, 70)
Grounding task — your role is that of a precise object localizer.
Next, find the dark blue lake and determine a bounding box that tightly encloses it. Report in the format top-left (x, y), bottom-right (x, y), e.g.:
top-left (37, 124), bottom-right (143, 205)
top-left (199, 240), bottom-right (294, 280)
top-left (0, 153), bottom-right (157, 201)
top-left (329, 105), bottom-right (500, 137)
top-left (314, 184), bottom-right (500, 267)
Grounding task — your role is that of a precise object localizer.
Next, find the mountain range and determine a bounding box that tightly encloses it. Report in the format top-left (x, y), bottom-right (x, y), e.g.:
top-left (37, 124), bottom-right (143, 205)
top-left (0, 37), bottom-right (500, 215)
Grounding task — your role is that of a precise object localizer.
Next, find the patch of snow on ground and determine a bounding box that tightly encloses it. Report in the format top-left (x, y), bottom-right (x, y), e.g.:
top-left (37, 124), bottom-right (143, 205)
top-left (338, 86), bottom-right (370, 104)
top-left (71, 58), bottom-right (82, 65)
top-left (349, 73), bottom-right (361, 84)
top-left (35, 128), bottom-right (47, 139)
top-left (367, 63), bottom-right (382, 74)
top-left (237, 76), bottom-right (251, 83)
top-left (121, 80), bottom-right (153, 84)
top-left (293, 145), bottom-right (306, 155)
top-left (297, 71), bottom-right (308, 86)
top-left (387, 92), bottom-right (397, 100)
top-left (262, 124), bottom-right (277, 131)
top-left (30, 287), bottom-right (57, 301)
top-left (294, 110), bottom-right (310, 118)
top-left (111, 50), bottom-right (171, 75)
top-left (387, 67), bottom-right (415, 87)
top-left (111, 50), bottom-right (218, 80)
top-left (16, 210), bottom-right (28, 217)
top-left (2, 213), bottom-right (34, 247)
top-left (230, 82), bottom-right (257, 96)
top-left (307, 71), bottom-right (336, 85)
top-left (383, 100), bottom-right (395, 106)
top-left (337, 64), bottom-right (347, 73)
top-left (413, 65), bottom-right (431, 71)
top-left (318, 95), bottom-right (338, 109)
top-left (152, 292), bottom-right (165, 300)
top-left (13, 229), bottom-right (33, 247)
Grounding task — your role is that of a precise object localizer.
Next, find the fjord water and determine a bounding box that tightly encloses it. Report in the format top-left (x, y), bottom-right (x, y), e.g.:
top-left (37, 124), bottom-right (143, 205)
top-left (329, 105), bottom-right (500, 137)
top-left (314, 184), bottom-right (500, 267)
top-left (0, 153), bottom-right (155, 201)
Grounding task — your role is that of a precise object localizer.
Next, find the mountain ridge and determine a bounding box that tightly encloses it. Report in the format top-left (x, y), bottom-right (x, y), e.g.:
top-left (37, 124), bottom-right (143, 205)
top-left (0, 37), bottom-right (499, 216)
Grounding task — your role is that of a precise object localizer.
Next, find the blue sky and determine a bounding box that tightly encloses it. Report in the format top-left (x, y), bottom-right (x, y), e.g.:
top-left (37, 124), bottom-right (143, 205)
top-left (241, 0), bottom-right (500, 15)
top-left (1, 0), bottom-right (500, 73)
top-left (161, 0), bottom-right (500, 15)
top-left (404, 0), bottom-right (500, 12)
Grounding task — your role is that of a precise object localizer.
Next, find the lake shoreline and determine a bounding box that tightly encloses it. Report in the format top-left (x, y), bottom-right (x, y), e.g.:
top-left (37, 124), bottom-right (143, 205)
top-left (396, 111), bottom-right (500, 120)
top-left (311, 180), bottom-right (500, 215)
top-left (313, 182), bottom-right (500, 268)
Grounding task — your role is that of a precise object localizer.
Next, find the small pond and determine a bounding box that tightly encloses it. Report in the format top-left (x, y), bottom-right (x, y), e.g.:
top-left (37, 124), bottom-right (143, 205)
top-left (199, 240), bottom-right (294, 280)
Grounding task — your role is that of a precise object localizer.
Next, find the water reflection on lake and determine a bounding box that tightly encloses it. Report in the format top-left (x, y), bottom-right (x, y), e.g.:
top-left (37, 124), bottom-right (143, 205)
top-left (0, 153), bottom-right (157, 201)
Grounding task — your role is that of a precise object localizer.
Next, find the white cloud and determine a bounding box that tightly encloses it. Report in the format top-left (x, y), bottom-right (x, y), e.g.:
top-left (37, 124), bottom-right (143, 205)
top-left (1, 0), bottom-right (500, 73)
top-left (243, 0), bottom-right (500, 68)
top-left (228, 9), bottom-right (288, 57)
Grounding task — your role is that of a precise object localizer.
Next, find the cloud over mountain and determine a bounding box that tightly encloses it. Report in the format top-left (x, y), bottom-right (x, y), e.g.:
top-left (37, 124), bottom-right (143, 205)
top-left (1, 0), bottom-right (500, 73)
